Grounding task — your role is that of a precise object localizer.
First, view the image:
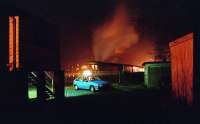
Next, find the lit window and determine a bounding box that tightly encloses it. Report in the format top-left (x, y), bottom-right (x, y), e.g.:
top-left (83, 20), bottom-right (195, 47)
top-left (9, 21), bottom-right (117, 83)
top-left (8, 16), bottom-right (20, 71)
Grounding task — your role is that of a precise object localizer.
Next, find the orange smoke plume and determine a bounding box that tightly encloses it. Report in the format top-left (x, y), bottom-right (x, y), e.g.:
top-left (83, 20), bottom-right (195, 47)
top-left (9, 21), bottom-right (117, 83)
top-left (92, 2), bottom-right (138, 61)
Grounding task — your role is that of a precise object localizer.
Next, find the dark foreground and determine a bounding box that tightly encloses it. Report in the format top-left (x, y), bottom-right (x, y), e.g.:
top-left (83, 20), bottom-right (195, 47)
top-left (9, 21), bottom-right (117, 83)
top-left (1, 85), bottom-right (200, 124)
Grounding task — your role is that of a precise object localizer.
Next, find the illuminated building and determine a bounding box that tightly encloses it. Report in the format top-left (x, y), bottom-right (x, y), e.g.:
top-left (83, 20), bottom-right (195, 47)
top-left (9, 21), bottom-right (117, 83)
top-left (169, 33), bottom-right (197, 105)
top-left (88, 61), bottom-right (144, 74)
top-left (64, 61), bottom-right (144, 84)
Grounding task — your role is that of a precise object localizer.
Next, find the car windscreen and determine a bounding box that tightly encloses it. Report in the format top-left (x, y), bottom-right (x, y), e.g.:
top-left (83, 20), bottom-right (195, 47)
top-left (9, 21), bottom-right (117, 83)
top-left (88, 76), bottom-right (101, 81)
top-left (75, 76), bottom-right (101, 81)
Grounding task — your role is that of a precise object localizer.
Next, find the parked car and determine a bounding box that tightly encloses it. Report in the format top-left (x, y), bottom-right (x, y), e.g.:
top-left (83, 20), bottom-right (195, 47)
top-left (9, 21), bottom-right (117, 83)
top-left (73, 76), bottom-right (109, 92)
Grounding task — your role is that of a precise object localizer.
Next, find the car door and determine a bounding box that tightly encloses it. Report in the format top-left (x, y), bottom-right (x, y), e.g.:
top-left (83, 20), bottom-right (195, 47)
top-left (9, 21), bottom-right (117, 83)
top-left (75, 76), bottom-right (84, 89)
top-left (81, 77), bottom-right (89, 89)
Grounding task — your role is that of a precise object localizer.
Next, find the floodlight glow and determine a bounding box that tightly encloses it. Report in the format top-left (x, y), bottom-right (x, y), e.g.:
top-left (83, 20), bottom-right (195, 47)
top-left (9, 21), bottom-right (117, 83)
top-left (83, 70), bottom-right (92, 77)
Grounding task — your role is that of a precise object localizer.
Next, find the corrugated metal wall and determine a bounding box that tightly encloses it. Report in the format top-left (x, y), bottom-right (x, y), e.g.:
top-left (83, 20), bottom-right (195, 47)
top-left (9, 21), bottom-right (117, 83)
top-left (169, 33), bottom-right (193, 104)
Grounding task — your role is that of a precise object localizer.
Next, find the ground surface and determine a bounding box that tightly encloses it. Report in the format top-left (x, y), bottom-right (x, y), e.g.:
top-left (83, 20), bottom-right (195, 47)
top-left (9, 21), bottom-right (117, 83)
top-left (65, 86), bottom-right (94, 97)
top-left (65, 83), bottom-right (147, 97)
top-left (2, 83), bottom-right (200, 124)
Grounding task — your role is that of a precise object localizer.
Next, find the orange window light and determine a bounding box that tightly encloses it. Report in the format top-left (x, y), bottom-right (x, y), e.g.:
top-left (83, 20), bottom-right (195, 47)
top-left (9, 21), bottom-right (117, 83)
top-left (15, 16), bottom-right (20, 69)
top-left (9, 16), bottom-right (14, 71)
top-left (9, 16), bottom-right (20, 71)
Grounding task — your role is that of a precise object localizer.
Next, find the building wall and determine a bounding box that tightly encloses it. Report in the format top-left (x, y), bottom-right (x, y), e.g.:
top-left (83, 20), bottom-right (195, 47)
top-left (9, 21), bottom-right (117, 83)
top-left (0, 9), bottom-right (60, 71)
top-left (144, 62), bottom-right (171, 89)
top-left (169, 33), bottom-right (193, 104)
top-left (0, 17), bottom-right (9, 70)
top-left (22, 16), bottom-right (60, 70)
top-left (64, 62), bottom-right (144, 84)
top-left (0, 8), bottom-right (63, 104)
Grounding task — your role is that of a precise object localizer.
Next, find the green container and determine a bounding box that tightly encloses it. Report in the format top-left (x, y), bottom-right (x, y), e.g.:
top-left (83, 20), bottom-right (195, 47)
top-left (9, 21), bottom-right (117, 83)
top-left (143, 62), bottom-right (171, 89)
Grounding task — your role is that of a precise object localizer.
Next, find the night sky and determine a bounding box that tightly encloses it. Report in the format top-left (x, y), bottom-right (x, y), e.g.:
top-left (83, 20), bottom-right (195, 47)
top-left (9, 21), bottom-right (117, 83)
top-left (14, 0), bottom-right (193, 68)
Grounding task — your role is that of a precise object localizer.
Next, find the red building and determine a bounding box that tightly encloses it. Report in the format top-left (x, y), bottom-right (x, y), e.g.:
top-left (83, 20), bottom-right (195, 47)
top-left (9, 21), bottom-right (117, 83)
top-left (169, 33), bottom-right (194, 104)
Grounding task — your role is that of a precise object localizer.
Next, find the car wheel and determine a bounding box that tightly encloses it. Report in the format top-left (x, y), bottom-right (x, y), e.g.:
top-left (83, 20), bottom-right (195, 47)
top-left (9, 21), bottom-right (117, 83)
top-left (90, 86), bottom-right (95, 92)
top-left (74, 85), bottom-right (79, 90)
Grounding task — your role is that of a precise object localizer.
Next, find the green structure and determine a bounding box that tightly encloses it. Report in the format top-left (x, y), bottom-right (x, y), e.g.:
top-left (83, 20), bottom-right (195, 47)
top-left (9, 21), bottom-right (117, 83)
top-left (143, 62), bottom-right (171, 89)
top-left (28, 85), bottom-right (37, 99)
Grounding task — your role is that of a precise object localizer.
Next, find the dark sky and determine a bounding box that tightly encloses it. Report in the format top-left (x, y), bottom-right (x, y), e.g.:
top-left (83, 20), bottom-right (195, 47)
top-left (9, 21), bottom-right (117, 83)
top-left (14, 0), bottom-right (193, 67)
